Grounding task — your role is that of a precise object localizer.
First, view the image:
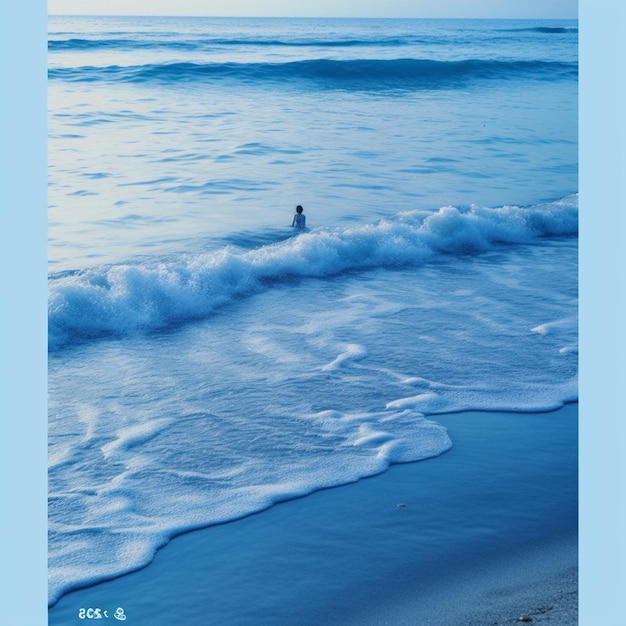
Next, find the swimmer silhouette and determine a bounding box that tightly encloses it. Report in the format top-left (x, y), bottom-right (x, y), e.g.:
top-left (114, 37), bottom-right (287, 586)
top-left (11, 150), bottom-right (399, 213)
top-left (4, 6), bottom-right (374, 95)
top-left (291, 205), bottom-right (306, 229)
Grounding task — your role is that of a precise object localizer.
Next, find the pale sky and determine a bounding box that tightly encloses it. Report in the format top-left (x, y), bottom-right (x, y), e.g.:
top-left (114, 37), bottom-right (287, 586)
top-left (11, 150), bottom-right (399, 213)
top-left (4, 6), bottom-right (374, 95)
top-left (48, 0), bottom-right (578, 19)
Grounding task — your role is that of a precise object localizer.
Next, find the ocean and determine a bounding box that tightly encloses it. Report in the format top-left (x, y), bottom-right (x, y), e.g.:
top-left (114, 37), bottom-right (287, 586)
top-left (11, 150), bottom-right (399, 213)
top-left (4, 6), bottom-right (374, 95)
top-left (47, 15), bottom-right (578, 612)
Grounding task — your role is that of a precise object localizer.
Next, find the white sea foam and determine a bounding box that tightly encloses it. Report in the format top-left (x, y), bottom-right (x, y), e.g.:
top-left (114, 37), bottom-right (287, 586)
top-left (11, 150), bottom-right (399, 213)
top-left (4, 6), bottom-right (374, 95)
top-left (48, 196), bottom-right (577, 351)
top-left (48, 401), bottom-right (452, 605)
top-left (48, 233), bottom-right (578, 606)
top-left (321, 343), bottom-right (367, 371)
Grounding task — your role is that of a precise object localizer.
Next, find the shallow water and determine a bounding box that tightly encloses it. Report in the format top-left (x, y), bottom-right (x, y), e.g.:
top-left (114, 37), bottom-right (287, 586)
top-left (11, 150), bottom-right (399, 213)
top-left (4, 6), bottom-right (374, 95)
top-left (48, 405), bottom-right (577, 625)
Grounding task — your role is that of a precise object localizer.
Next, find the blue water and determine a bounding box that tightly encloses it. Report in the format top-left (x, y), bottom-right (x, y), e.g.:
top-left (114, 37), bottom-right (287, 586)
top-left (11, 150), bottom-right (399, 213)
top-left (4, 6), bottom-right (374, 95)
top-left (48, 16), bottom-right (578, 608)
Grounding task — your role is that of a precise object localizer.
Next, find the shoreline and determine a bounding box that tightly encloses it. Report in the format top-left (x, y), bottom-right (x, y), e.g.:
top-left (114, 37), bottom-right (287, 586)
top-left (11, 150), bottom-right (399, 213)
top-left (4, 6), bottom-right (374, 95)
top-left (342, 525), bottom-right (577, 625)
top-left (49, 404), bottom-right (578, 624)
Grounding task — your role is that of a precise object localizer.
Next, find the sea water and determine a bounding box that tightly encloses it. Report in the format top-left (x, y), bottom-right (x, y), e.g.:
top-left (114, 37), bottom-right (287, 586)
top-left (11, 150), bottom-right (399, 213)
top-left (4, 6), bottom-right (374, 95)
top-left (48, 16), bottom-right (578, 607)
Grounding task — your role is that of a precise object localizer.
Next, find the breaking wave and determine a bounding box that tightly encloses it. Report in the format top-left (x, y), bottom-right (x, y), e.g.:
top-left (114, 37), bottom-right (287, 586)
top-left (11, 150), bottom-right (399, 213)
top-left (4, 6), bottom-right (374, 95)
top-left (48, 195), bottom-right (578, 352)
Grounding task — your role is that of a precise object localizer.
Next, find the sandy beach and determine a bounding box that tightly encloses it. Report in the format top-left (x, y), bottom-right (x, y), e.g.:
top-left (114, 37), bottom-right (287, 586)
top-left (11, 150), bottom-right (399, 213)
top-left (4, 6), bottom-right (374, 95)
top-left (48, 403), bottom-right (577, 625)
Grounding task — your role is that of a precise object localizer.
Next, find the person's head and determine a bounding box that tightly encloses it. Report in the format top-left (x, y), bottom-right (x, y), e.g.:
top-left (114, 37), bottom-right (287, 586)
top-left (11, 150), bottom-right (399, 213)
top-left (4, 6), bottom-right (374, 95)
top-left (296, 205), bottom-right (303, 214)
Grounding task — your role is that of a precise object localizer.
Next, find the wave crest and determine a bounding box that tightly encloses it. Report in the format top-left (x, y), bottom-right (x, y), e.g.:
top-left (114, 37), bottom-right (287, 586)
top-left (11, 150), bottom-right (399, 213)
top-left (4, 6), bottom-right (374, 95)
top-left (48, 57), bottom-right (578, 89)
top-left (48, 195), bottom-right (578, 352)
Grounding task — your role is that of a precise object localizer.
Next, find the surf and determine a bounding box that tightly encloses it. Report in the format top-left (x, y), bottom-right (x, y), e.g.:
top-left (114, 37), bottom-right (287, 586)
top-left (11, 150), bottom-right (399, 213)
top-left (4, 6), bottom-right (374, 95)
top-left (48, 196), bottom-right (578, 352)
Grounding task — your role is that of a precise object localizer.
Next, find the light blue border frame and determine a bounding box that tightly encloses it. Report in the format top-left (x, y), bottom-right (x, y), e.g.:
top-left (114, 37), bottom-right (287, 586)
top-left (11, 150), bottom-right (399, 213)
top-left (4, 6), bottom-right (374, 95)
top-left (1, 2), bottom-right (48, 623)
top-left (578, 1), bottom-right (626, 623)
top-left (2, 1), bottom-right (624, 623)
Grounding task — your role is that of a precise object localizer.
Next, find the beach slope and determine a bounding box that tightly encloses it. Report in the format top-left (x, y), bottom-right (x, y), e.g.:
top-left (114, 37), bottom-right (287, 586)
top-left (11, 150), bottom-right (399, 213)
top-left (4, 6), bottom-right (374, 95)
top-left (49, 404), bottom-right (577, 625)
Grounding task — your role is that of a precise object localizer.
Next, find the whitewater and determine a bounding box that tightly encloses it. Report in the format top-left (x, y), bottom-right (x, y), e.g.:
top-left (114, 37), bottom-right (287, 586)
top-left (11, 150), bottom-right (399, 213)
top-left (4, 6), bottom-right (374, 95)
top-left (49, 196), bottom-right (577, 351)
top-left (48, 16), bottom-right (578, 608)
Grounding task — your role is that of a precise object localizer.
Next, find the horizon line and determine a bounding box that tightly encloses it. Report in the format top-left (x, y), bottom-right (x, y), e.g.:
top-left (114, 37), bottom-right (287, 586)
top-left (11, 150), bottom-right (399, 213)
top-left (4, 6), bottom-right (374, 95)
top-left (48, 13), bottom-right (579, 20)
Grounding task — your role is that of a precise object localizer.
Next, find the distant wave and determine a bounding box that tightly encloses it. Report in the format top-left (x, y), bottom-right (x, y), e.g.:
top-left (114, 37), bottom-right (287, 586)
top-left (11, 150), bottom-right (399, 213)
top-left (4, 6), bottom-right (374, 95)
top-left (48, 57), bottom-right (578, 88)
top-left (499, 26), bottom-right (578, 34)
top-left (48, 36), bottom-right (408, 51)
top-left (532, 26), bottom-right (578, 33)
top-left (48, 195), bottom-right (578, 352)
top-left (48, 37), bottom-right (198, 51)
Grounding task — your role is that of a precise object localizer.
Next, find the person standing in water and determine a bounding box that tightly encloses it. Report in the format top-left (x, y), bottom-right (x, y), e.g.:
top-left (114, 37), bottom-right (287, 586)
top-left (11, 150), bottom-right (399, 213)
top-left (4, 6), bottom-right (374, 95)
top-left (292, 205), bottom-right (306, 229)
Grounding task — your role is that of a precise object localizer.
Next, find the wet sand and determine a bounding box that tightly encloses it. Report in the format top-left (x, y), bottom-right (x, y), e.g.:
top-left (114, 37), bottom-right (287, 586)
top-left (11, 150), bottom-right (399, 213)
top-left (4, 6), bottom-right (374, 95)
top-left (48, 404), bottom-right (578, 625)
